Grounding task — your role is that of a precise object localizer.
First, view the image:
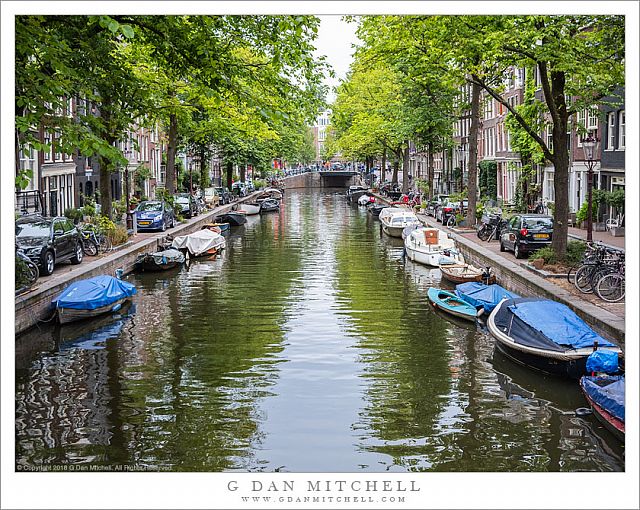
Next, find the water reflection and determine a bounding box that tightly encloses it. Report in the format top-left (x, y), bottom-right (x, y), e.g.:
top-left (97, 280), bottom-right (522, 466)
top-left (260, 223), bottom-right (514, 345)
top-left (15, 190), bottom-right (623, 472)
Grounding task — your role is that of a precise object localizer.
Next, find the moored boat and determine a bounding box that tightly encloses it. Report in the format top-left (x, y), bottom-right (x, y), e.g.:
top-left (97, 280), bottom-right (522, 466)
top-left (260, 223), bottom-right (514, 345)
top-left (440, 263), bottom-right (495, 284)
top-left (404, 226), bottom-right (460, 266)
top-left (367, 203), bottom-right (386, 217)
top-left (260, 198), bottom-right (280, 213)
top-left (202, 222), bottom-right (230, 233)
top-left (580, 374), bottom-right (625, 440)
top-left (379, 207), bottom-right (421, 237)
top-left (455, 282), bottom-right (519, 314)
top-left (215, 212), bottom-right (247, 226)
top-left (135, 248), bottom-right (185, 272)
top-left (256, 187), bottom-right (284, 201)
top-left (237, 203), bottom-right (261, 215)
top-left (171, 229), bottom-right (226, 257)
top-left (427, 287), bottom-right (478, 322)
top-left (52, 275), bottom-right (137, 324)
top-left (487, 297), bottom-right (623, 378)
top-left (357, 194), bottom-right (375, 206)
top-left (346, 185), bottom-right (369, 203)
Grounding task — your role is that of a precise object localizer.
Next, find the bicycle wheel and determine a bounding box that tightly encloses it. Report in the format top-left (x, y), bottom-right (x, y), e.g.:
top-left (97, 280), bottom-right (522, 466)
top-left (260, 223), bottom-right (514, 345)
top-left (26, 260), bottom-right (39, 285)
top-left (446, 215), bottom-right (456, 227)
top-left (566, 264), bottom-right (580, 285)
top-left (477, 225), bottom-right (490, 241)
top-left (574, 265), bottom-right (596, 293)
top-left (595, 273), bottom-right (625, 302)
top-left (82, 238), bottom-right (98, 256)
top-left (99, 235), bottom-right (112, 253)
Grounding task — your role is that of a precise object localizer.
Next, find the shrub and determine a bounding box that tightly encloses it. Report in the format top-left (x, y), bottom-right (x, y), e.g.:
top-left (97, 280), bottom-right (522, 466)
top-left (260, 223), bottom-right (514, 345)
top-left (95, 215), bottom-right (117, 235)
top-left (565, 240), bottom-right (586, 266)
top-left (253, 178), bottom-right (266, 190)
top-left (529, 246), bottom-right (557, 265)
top-left (108, 225), bottom-right (129, 246)
top-left (575, 200), bottom-right (597, 224)
top-left (64, 207), bottom-right (83, 223)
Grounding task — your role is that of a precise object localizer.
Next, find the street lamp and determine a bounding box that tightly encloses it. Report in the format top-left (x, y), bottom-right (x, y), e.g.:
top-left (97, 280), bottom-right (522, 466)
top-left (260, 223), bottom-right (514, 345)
top-left (582, 134), bottom-right (599, 242)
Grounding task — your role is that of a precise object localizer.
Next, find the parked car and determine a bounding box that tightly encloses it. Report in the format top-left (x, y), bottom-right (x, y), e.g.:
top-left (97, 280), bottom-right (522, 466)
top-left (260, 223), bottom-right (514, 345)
top-left (427, 194), bottom-right (449, 217)
top-left (203, 187), bottom-right (221, 209)
top-left (231, 182), bottom-right (248, 197)
top-left (436, 199), bottom-right (468, 222)
top-left (174, 193), bottom-right (198, 218)
top-left (15, 215), bottom-right (84, 276)
top-left (499, 214), bottom-right (554, 258)
top-left (135, 200), bottom-right (175, 231)
top-left (215, 186), bottom-right (233, 204)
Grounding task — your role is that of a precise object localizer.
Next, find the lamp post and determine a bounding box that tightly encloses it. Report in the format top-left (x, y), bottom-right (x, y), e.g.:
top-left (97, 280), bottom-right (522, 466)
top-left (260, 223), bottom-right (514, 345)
top-left (124, 149), bottom-right (133, 230)
top-left (582, 134), bottom-right (599, 242)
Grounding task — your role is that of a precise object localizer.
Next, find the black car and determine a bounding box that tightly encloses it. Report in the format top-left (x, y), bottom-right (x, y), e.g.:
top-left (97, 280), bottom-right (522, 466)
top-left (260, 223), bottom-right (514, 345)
top-left (499, 214), bottom-right (554, 258)
top-left (15, 215), bottom-right (84, 276)
top-left (215, 186), bottom-right (232, 204)
top-left (174, 194), bottom-right (198, 218)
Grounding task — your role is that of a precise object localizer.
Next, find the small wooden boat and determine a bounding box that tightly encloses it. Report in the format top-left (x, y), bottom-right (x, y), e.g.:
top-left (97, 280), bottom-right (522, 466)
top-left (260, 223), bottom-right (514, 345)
top-left (487, 298), bottom-right (623, 378)
top-left (215, 212), bottom-right (247, 226)
top-left (202, 222), bottom-right (230, 233)
top-left (439, 263), bottom-right (495, 284)
top-left (427, 287), bottom-right (477, 322)
top-left (580, 374), bottom-right (625, 440)
top-left (135, 248), bottom-right (185, 272)
top-left (52, 275), bottom-right (137, 324)
top-left (237, 203), bottom-right (260, 215)
top-left (260, 198), bottom-right (280, 213)
top-left (367, 203), bottom-right (386, 217)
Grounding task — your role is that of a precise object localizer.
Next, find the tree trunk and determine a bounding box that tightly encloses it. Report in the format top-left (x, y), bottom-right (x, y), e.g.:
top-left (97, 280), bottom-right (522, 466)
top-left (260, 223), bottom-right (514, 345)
top-left (381, 148), bottom-right (387, 184)
top-left (467, 81), bottom-right (481, 227)
top-left (427, 143), bottom-right (435, 200)
top-left (552, 128), bottom-right (569, 257)
top-left (166, 112), bottom-right (178, 194)
top-left (392, 159), bottom-right (399, 184)
top-left (226, 161), bottom-right (233, 189)
top-left (240, 164), bottom-right (246, 183)
top-left (200, 147), bottom-right (208, 189)
top-left (401, 143), bottom-right (410, 193)
top-left (99, 154), bottom-right (113, 219)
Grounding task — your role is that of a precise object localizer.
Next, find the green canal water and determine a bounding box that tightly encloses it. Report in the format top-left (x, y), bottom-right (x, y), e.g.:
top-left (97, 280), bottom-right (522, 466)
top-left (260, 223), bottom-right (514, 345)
top-left (15, 189), bottom-right (624, 472)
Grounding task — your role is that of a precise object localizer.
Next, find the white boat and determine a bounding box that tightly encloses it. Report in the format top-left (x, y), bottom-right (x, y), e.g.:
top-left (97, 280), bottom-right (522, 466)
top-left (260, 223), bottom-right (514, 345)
top-left (379, 207), bottom-right (421, 237)
top-left (358, 194), bottom-right (373, 206)
top-left (171, 229), bottom-right (226, 257)
top-left (237, 203), bottom-right (260, 215)
top-left (404, 226), bottom-right (461, 266)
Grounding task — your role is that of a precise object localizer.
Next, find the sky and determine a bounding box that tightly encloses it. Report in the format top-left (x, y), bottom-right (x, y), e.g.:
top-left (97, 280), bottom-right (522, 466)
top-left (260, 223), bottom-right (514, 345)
top-left (313, 15), bottom-right (361, 103)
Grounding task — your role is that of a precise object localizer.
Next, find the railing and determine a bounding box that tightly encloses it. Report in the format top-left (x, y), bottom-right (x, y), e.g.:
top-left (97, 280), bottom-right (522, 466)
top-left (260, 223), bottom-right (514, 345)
top-left (15, 190), bottom-right (44, 216)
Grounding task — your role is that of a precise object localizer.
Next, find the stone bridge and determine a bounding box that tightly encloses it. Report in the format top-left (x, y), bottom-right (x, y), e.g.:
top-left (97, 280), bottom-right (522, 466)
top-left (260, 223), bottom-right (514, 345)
top-left (282, 171), bottom-right (362, 189)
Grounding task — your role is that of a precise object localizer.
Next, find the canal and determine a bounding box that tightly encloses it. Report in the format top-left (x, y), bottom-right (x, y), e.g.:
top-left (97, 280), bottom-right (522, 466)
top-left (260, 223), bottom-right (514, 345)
top-left (15, 189), bottom-right (624, 472)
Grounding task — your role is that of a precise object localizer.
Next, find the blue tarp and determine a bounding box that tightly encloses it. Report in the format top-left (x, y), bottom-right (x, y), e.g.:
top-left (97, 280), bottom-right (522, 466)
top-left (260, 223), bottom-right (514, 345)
top-left (586, 350), bottom-right (619, 374)
top-left (582, 376), bottom-right (625, 422)
top-left (455, 282), bottom-right (520, 313)
top-left (52, 275), bottom-right (136, 310)
top-left (508, 300), bottom-right (616, 349)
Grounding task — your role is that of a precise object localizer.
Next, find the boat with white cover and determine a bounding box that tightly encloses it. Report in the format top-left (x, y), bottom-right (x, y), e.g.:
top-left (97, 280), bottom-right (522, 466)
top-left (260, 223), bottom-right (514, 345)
top-left (171, 229), bottom-right (226, 257)
top-left (404, 226), bottom-right (460, 266)
top-left (379, 207), bottom-right (421, 237)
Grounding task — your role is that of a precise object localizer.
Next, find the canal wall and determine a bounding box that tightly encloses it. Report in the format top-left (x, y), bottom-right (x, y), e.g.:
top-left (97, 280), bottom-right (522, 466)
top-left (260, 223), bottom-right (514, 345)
top-left (372, 194), bottom-right (625, 347)
top-left (15, 195), bottom-right (258, 335)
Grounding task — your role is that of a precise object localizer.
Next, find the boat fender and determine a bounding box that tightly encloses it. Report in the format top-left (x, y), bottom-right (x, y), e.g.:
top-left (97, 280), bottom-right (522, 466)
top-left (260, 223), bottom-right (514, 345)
top-left (575, 407), bottom-right (592, 416)
top-left (476, 307), bottom-right (485, 317)
top-left (111, 303), bottom-right (122, 313)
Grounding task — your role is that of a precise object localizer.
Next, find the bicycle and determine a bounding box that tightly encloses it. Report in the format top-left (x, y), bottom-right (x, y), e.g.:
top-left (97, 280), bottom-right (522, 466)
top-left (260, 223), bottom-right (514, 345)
top-left (595, 259), bottom-right (625, 302)
top-left (78, 224), bottom-right (112, 254)
top-left (16, 246), bottom-right (39, 291)
top-left (574, 244), bottom-right (622, 294)
top-left (79, 229), bottom-right (99, 256)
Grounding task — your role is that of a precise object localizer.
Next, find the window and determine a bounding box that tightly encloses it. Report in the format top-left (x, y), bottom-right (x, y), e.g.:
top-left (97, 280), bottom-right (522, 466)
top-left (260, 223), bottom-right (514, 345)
top-left (587, 109), bottom-right (598, 130)
top-left (618, 110), bottom-right (625, 149)
top-left (546, 128), bottom-right (553, 152)
top-left (54, 131), bottom-right (62, 161)
top-left (43, 131), bottom-right (52, 162)
top-left (607, 112), bottom-right (616, 150)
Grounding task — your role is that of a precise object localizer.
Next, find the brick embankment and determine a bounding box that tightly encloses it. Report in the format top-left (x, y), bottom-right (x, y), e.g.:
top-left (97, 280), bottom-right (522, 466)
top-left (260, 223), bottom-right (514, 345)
top-left (371, 193), bottom-right (624, 347)
top-left (15, 194), bottom-right (259, 335)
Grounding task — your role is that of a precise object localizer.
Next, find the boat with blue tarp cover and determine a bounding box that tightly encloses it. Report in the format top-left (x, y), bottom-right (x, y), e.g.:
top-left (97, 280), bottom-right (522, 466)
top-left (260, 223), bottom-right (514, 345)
top-left (427, 287), bottom-right (477, 322)
top-left (580, 374), bottom-right (625, 440)
top-left (52, 275), bottom-right (137, 324)
top-left (487, 297), bottom-right (622, 378)
top-left (455, 282), bottom-right (520, 314)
